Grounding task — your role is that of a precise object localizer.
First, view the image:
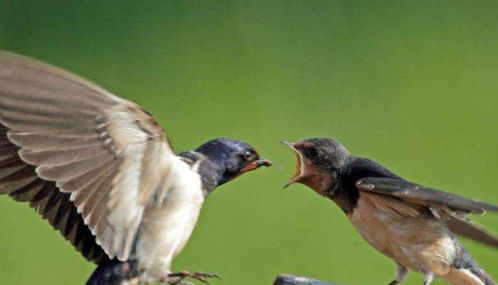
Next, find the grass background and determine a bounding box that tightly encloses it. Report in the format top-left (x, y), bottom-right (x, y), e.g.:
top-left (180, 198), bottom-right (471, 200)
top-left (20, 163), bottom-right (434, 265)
top-left (1, 1), bottom-right (497, 284)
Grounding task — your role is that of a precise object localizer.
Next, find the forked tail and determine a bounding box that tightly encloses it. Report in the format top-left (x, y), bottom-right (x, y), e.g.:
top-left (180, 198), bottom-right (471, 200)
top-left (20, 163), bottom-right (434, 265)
top-left (86, 259), bottom-right (139, 285)
top-left (444, 252), bottom-right (495, 285)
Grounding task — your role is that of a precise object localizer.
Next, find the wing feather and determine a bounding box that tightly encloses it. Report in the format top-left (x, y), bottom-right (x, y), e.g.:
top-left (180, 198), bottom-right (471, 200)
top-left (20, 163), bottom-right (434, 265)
top-left (447, 216), bottom-right (498, 248)
top-left (356, 177), bottom-right (498, 248)
top-left (37, 154), bottom-right (114, 182)
top-left (0, 51), bottom-right (117, 103)
top-left (0, 79), bottom-right (106, 115)
top-left (0, 97), bottom-right (96, 121)
top-left (356, 177), bottom-right (498, 214)
top-left (8, 132), bottom-right (101, 150)
top-left (0, 51), bottom-right (179, 262)
top-left (10, 178), bottom-right (46, 202)
top-left (1, 165), bottom-right (34, 182)
top-left (20, 144), bottom-right (107, 167)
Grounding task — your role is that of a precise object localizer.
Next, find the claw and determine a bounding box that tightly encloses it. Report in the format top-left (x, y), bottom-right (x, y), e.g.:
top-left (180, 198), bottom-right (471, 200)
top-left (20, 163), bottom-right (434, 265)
top-left (156, 275), bottom-right (193, 285)
top-left (168, 271), bottom-right (221, 284)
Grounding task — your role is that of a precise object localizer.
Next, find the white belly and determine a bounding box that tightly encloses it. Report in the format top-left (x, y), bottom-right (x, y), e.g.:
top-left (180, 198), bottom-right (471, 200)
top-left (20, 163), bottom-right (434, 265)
top-left (135, 158), bottom-right (205, 281)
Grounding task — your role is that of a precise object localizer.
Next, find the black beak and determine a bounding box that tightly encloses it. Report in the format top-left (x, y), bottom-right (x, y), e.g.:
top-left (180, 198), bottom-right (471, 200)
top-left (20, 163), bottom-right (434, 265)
top-left (255, 159), bottom-right (272, 167)
top-left (239, 158), bottom-right (272, 174)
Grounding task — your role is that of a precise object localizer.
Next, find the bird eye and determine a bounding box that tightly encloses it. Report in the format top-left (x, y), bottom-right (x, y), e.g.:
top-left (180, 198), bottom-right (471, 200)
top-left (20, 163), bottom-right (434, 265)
top-left (308, 147), bottom-right (319, 158)
top-left (242, 150), bottom-right (254, 160)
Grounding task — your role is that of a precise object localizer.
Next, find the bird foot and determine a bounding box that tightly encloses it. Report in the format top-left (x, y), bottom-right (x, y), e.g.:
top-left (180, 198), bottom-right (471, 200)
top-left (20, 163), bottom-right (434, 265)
top-left (167, 271), bottom-right (220, 284)
top-left (172, 280), bottom-right (195, 285)
top-left (155, 276), bottom-right (194, 285)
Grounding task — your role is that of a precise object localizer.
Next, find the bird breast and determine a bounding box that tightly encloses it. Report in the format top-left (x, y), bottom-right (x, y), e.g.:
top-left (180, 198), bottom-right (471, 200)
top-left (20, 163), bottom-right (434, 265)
top-left (347, 192), bottom-right (457, 275)
top-left (135, 157), bottom-right (205, 281)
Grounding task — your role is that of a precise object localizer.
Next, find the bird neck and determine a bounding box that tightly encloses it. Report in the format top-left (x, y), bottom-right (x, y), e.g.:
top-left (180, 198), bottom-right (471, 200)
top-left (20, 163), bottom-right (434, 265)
top-left (330, 157), bottom-right (401, 214)
top-left (329, 182), bottom-right (359, 214)
top-left (178, 151), bottom-right (230, 195)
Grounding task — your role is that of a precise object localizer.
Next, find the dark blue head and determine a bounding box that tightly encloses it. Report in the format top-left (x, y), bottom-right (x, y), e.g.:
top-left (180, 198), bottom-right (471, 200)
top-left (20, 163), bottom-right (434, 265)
top-left (195, 138), bottom-right (271, 187)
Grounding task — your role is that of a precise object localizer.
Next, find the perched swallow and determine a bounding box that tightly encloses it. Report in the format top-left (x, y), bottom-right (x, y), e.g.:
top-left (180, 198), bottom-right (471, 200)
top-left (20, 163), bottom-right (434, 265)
top-left (283, 138), bottom-right (497, 285)
top-left (0, 51), bottom-right (271, 285)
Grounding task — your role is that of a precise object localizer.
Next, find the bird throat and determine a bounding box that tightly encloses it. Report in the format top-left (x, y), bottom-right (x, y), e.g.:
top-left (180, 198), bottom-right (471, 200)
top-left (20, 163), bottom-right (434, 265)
top-left (299, 171), bottom-right (333, 197)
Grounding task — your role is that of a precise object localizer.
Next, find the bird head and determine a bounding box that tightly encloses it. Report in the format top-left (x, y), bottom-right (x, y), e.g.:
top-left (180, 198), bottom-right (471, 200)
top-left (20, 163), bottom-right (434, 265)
top-left (282, 138), bottom-right (350, 196)
top-left (196, 138), bottom-right (271, 186)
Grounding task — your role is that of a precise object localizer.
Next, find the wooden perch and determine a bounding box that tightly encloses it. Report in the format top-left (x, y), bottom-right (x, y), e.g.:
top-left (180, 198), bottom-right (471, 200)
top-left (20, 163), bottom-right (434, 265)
top-left (273, 274), bottom-right (339, 285)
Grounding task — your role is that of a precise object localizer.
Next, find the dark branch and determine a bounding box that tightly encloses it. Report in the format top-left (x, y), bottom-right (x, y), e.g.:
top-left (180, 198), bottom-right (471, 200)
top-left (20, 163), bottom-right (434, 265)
top-left (273, 274), bottom-right (340, 285)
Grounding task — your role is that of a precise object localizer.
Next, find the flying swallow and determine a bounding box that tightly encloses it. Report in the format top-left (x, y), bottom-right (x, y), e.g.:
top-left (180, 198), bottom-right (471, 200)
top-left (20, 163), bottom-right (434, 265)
top-left (0, 51), bottom-right (271, 284)
top-left (283, 138), bottom-right (497, 285)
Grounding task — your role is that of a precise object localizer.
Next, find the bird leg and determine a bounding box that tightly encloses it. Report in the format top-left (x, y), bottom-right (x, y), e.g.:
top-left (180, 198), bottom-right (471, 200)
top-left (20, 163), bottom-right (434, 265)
top-left (388, 263), bottom-right (408, 285)
top-left (167, 271), bottom-right (220, 284)
top-left (156, 275), bottom-right (194, 285)
top-left (423, 272), bottom-right (434, 285)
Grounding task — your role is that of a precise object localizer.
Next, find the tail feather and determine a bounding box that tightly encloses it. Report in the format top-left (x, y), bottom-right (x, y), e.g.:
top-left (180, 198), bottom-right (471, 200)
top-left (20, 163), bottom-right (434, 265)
top-left (474, 269), bottom-right (495, 285)
top-left (446, 241), bottom-right (495, 285)
top-left (444, 268), bottom-right (495, 285)
top-left (86, 259), bottom-right (139, 285)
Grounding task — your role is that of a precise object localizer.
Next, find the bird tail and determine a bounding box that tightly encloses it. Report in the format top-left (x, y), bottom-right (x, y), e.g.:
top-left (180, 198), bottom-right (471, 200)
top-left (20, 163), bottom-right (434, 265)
top-left (443, 268), bottom-right (495, 285)
top-left (86, 259), bottom-right (139, 285)
top-left (441, 238), bottom-right (495, 285)
top-left (477, 269), bottom-right (496, 285)
top-left (443, 255), bottom-right (495, 285)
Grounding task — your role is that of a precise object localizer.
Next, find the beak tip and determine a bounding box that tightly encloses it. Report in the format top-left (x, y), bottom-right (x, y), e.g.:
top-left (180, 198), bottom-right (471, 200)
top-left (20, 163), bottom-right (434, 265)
top-left (259, 159), bottom-right (272, 167)
top-left (283, 181), bottom-right (294, 189)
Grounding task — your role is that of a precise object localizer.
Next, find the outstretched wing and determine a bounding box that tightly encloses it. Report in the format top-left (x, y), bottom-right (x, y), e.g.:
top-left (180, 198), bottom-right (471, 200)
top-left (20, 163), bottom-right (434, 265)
top-left (0, 51), bottom-right (177, 262)
top-left (356, 177), bottom-right (498, 248)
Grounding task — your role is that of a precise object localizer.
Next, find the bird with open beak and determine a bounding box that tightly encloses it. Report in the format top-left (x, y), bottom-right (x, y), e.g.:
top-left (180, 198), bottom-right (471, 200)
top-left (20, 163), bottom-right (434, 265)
top-left (283, 138), bottom-right (497, 285)
top-left (0, 51), bottom-right (271, 285)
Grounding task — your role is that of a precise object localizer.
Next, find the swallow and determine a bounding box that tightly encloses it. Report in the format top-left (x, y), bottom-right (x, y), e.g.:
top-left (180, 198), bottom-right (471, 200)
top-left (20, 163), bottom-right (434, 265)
top-left (283, 138), bottom-right (498, 285)
top-left (0, 51), bottom-right (271, 285)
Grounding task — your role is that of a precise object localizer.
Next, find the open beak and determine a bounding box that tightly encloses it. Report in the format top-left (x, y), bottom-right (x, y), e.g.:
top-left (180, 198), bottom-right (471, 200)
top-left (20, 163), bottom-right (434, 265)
top-left (281, 141), bottom-right (304, 189)
top-left (240, 158), bottom-right (272, 174)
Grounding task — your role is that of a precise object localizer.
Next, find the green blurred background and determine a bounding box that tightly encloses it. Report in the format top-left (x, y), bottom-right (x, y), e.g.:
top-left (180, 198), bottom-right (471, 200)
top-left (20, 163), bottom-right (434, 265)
top-left (1, 1), bottom-right (497, 284)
